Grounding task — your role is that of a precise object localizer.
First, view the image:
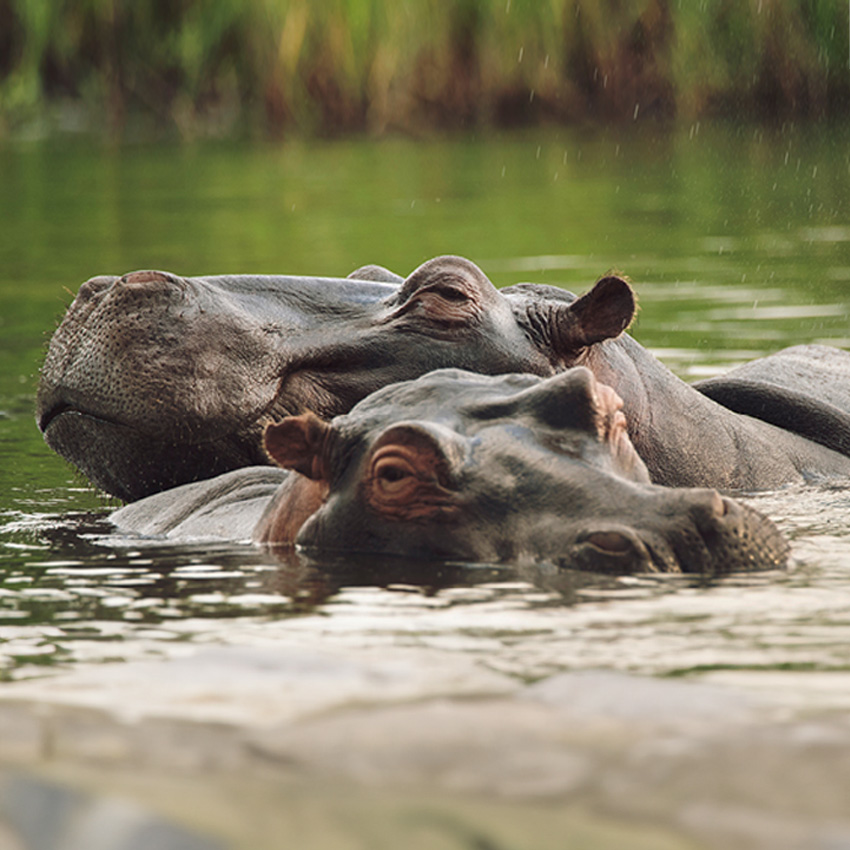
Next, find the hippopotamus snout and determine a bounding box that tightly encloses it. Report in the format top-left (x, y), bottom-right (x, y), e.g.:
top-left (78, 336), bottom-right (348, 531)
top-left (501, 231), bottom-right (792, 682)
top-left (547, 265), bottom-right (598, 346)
top-left (75, 270), bottom-right (184, 300)
top-left (37, 270), bottom-right (291, 500)
top-left (37, 270), bottom-right (213, 442)
top-left (38, 271), bottom-right (190, 426)
top-left (573, 489), bottom-right (788, 574)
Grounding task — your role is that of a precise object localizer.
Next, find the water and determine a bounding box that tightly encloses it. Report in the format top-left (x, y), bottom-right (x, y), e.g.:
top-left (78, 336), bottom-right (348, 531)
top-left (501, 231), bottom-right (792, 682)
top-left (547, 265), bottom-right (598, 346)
top-left (2, 122), bottom-right (850, 693)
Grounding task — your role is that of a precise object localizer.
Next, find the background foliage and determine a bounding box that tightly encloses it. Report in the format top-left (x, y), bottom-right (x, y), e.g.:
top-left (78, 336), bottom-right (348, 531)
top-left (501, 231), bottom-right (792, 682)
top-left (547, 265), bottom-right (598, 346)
top-left (0, 0), bottom-right (848, 138)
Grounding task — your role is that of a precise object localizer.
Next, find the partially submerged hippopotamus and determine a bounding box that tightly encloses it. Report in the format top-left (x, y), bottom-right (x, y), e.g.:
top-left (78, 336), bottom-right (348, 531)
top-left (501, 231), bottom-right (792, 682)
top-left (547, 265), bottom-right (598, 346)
top-left (113, 368), bottom-right (788, 575)
top-left (39, 255), bottom-right (850, 500)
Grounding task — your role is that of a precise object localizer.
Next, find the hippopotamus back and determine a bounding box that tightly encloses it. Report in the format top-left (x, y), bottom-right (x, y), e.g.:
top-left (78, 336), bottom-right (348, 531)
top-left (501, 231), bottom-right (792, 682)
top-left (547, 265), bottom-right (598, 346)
top-left (694, 345), bottom-right (850, 459)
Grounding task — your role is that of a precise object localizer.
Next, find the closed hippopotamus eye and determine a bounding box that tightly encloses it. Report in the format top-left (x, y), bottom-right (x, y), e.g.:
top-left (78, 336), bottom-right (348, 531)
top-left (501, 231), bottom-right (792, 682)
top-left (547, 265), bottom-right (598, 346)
top-left (397, 283), bottom-right (476, 326)
top-left (425, 283), bottom-right (470, 303)
top-left (388, 256), bottom-right (493, 328)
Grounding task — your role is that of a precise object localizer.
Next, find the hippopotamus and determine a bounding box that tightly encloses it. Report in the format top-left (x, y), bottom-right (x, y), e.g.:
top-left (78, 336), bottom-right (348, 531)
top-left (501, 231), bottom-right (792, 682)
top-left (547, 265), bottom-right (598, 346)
top-left (37, 259), bottom-right (634, 501)
top-left (39, 255), bottom-right (850, 500)
top-left (112, 368), bottom-right (788, 574)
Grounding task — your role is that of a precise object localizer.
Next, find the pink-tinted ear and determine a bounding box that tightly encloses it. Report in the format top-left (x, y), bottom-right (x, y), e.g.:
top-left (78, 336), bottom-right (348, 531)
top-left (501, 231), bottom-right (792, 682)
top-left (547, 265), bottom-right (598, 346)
top-left (553, 275), bottom-right (636, 353)
top-left (263, 412), bottom-right (333, 480)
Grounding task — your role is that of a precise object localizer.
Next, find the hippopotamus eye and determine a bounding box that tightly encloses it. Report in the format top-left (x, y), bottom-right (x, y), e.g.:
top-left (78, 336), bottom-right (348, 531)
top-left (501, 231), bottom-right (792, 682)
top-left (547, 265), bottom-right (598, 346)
top-left (372, 454), bottom-right (416, 497)
top-left (365, 427), bottom-right (459, 518)
top-left (389, 280), bottom-right (477, 328)
top-left (430, 284), bottom-right (469, 303)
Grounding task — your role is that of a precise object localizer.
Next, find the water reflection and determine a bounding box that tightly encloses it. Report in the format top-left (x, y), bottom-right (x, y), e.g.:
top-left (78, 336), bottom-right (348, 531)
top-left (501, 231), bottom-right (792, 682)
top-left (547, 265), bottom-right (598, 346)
top-left (2, 509), bottom-right (700, 628)
top-left (0, 499), bottom-right (806, 681)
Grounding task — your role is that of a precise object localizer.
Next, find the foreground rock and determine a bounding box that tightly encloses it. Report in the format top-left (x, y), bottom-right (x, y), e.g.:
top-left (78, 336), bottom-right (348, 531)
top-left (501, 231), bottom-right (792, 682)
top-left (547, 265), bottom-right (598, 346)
top-left (1, 644), bottom-right (850, 850)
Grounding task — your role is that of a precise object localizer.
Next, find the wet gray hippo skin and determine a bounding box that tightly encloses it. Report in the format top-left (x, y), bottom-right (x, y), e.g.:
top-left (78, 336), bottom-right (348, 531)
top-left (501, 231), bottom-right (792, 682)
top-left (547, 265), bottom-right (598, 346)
top-left (114, 368), bottom-right (788, 575)
top-left (254, 369), bottom-right (788, 574)
top-left (40, 255), bottom-right (850, 500)
top-left (585, 336), bottom-right (850, 490)
top-left (37, 259), bottom-right (633, 502)
top-left (693, 345), bottom-right (850, 458)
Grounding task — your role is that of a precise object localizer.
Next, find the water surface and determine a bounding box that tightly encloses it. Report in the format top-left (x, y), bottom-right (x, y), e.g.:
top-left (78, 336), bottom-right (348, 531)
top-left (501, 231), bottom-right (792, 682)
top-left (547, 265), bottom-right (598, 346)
top-left (2, 123), bottom-right (850, 691)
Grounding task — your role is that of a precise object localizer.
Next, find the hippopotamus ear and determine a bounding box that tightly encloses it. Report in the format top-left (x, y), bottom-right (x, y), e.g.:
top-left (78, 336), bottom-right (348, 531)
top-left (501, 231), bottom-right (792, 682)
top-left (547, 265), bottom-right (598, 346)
top-left (347, 264), bottom-right (404, 283)
top-left (264, 413), bottom-right (333, 481)
top-left (553, 275), bottom-right (636, 353)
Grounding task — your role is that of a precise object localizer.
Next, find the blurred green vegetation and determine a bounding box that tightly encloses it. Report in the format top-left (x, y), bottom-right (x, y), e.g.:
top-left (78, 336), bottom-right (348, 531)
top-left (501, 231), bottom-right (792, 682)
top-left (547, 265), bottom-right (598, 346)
top-left (0, 0), bottom-right (848, 139)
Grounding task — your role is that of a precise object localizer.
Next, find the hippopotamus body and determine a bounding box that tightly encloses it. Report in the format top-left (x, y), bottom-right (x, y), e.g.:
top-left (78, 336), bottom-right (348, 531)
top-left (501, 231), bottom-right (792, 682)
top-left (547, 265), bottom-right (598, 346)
top-left (39, 256), bottom-right (850, 501)
top-left (113, 369), bottom-right (788, 575)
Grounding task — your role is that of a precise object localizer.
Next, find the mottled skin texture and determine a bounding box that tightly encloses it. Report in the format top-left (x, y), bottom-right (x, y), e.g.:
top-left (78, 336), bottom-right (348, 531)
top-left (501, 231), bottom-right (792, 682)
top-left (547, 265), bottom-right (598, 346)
top-left (255, 369), bottom-right (788, 575)
top-left (40, 256), bottom-right (850, 501)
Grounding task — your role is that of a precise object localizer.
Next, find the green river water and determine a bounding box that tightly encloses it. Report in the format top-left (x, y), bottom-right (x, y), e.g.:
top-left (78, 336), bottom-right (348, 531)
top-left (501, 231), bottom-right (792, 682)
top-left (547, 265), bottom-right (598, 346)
top-left (2, 122), bottom-right (850, 679)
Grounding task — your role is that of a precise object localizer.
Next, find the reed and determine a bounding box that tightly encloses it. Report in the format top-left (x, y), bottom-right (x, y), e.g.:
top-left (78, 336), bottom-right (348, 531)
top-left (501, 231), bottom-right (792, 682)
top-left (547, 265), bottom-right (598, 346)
top-left (0, 0), bottom-right (847, 138)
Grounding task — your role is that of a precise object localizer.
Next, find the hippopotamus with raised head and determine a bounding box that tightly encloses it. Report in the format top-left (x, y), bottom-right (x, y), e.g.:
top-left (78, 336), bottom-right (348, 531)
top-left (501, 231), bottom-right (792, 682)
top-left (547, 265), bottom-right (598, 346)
top-left (37, 259), bottom-right (633, 501)
top-left (39, 255), bottom-right (850, 500)
top-left (113, 368), bottom-right (788, 575)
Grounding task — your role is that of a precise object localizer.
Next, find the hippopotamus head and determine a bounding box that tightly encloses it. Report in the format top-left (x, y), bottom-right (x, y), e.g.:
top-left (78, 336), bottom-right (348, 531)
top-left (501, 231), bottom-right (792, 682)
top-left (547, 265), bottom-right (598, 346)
top-left (257, 369), bottom-right (788, 574)
top-left (37, 257), bottom-right (636, 501)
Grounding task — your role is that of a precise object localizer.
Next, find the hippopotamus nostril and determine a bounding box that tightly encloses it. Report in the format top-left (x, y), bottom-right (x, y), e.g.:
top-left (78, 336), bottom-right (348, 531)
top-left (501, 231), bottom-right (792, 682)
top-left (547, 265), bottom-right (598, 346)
top-left (118, 271), bottom-right (182, 290)
top-left (75, 275), bottom-right (116, 303)
top-left (687, 489), bottom-right (731, 527)
top-left (711, 491), bottom-right (729, 518)
top-left (584, 529), bottom-right (633, 554)
top-left (109, 271), bottom-right (188, 306)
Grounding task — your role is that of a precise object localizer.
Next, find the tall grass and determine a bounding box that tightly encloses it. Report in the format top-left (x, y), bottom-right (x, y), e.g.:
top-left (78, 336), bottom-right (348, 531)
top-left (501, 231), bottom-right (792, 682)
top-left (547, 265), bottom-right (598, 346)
top-left (0, 0), bottom-right (848, 138)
